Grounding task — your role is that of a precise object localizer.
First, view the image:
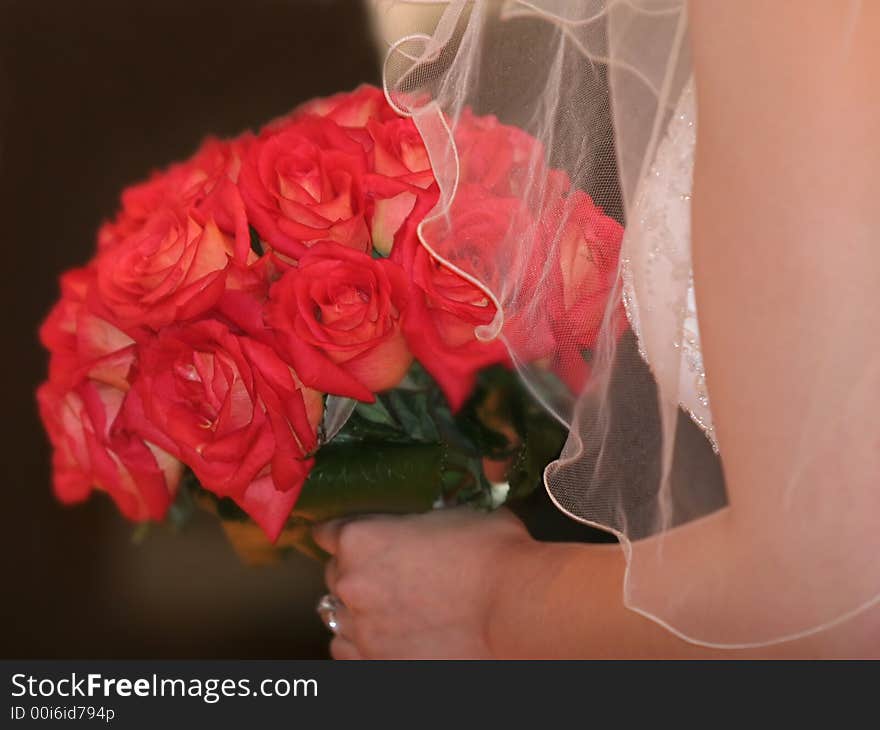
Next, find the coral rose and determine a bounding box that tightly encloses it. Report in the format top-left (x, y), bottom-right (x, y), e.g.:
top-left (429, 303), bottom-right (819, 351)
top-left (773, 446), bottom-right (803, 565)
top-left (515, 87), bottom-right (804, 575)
top-left (129, 320), bottom-right (322, 540)
top-left (267, 241), bottom-right (412, 401)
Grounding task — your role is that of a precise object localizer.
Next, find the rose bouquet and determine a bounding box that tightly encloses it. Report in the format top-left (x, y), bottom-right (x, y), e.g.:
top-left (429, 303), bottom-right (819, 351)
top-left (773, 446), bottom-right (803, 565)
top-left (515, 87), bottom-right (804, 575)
top-left (37, 85), bottom-right (622, 561)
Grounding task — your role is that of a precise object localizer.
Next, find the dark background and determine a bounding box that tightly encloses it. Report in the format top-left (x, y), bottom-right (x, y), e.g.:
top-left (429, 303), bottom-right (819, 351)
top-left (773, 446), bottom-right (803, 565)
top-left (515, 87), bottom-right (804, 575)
top-left (0, 0), bottom-right (381, 659)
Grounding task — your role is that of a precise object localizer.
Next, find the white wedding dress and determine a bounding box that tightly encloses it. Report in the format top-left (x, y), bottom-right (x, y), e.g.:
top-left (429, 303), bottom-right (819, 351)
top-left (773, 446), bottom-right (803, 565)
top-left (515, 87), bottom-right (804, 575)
top-left (620, 78), bottom-right (717, 450)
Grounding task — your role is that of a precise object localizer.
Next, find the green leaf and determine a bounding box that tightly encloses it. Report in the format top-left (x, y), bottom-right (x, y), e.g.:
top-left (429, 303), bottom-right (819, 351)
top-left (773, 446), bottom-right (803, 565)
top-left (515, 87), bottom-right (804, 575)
top-left (167, 469), bottom-right (200, 530)
top-left (387, 389), bottom-right (419, 433)
top-left (386, 389), bottom-right (440, 443)
top-left (249, 226), bottom-right (264, 256)
top-left (440, 452), bottom-right (495, 509)
top-left (506, 407), bottom-right (568, 500)
top-left (290, 441), bottom-right (445, 523)
top-left (353, 397), bottom-right (397, 427)
top-left (398, 361), bottom-right (435, 388)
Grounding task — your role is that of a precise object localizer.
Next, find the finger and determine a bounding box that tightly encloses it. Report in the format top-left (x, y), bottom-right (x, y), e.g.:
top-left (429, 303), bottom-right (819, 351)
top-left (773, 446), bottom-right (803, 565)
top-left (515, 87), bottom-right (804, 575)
top-left (331, 603), bottom-right (356, 641)
top-left (311, 518), bottom-right (350, 555)
top-left (329, 636), bottom-right (363, 661)
top-left (312, 513), bottom-right (391, 556)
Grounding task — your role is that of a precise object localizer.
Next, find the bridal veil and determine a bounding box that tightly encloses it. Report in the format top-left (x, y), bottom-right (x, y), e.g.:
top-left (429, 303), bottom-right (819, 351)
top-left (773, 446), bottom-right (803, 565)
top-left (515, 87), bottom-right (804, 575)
top-left (370, 0), bottom-right (879, 647)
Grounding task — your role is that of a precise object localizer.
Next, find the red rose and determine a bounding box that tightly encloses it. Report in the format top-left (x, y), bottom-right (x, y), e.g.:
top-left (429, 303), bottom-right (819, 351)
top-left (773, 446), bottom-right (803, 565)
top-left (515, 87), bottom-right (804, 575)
top-left (289, 85), bottom-right (399, 129)
top-left (542, 190), bottom-right (625, 391)
top-left (130, 320), bottom-right (322, 540)
top-left (94, 192), bottom-right (247, 331)
top-left (38, 265), bottom-right (182, 521)
top-left (267, 241), bottom-right (412, 401)
top-left (365, 115), bottom-right (438, 255)
top-left (40, 268), bottom-right (135, 398)
top-left (551, 192), bottom-right (622, 320)
top-left (405, 251), bottom-right (509, 410)
top-left (238, 115), bottom-right (371, 260)
top-left (393, 184), bottom-right (553, 408)
top-left (99, 136), bottom-right (249, 251)
top-left (37, 380), bottom-right (181, 521)
top-left (367, 116), bottom-right (433, 185)
top-left (40, 267), bottom-right (136, 389)
top-left (454, 109), bottom-right (562, 199)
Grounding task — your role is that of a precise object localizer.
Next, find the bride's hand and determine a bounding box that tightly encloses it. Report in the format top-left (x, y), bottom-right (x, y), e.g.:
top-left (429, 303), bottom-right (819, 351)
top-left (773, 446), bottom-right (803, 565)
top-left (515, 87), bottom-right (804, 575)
top-left (311, 507), bottom-right (534, 659)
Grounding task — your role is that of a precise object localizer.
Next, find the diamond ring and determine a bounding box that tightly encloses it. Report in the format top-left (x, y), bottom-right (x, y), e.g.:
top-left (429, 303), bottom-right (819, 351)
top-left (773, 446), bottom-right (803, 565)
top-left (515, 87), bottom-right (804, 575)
top-left (316, 593), bottom-right (343, 635)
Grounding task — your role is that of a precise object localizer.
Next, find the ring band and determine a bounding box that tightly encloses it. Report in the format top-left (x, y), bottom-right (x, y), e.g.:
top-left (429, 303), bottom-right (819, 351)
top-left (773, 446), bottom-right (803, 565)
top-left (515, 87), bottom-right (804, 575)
top-left (316, 593), bottom-right (342, 635)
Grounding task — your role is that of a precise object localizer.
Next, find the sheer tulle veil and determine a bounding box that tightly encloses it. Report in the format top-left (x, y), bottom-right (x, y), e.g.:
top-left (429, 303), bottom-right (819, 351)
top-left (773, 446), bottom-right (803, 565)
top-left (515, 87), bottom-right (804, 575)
top-left (369, 0), bottom-right (880, 647)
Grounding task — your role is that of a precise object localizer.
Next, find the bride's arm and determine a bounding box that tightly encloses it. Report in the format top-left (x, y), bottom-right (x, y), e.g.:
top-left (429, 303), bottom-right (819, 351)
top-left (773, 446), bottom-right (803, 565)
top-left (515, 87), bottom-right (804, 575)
top-left (313, 1), bottom-right (880, 659)
top-left (491, 0), bottom-right (880, 657)
top-left (686, 0), bottom-right (880, 638)
top-left (690, 0), bottom-right (880, 541)
top-left (313, 506), bottom-right (875, 659)
top-left (487, 532), bottom-right (877, 658)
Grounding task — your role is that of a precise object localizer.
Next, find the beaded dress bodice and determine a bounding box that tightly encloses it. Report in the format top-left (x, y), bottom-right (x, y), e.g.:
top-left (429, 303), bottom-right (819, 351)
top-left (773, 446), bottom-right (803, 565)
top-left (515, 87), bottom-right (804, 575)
top-left (621, 79), bottom-right (717, 451)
